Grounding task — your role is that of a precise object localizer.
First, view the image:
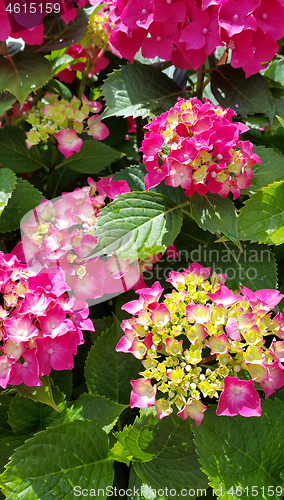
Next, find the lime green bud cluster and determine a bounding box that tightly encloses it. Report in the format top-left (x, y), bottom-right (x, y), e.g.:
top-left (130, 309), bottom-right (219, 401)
top-left (80, 10), bottom-right (112, 51)
top-left (25, 94), bottom-right (89, 148)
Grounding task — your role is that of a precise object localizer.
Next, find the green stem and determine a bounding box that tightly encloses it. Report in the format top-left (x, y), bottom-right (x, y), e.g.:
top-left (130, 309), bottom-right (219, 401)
top-left (78, 56), bottom-right (93, 99)
top-left (50, 139), bottom-right (59, 173)
top-left (196, 64), bottom-right (205, 100)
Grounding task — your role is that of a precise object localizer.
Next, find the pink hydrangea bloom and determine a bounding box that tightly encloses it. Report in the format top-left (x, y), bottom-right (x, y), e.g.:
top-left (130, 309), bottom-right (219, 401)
top-left (140, 97), bottom-right (260, 199)
top-left (130, 378), bottom-right (157, 408)
top-left (55, 129), bottom-right (83, 158)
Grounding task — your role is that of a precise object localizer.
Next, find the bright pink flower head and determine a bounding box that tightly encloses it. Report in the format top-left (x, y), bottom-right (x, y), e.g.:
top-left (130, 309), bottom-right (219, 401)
top-left (216, 376), bottom-right (261, 417)
top-left (130, 378), bottom-right (157, 408)
top-left (55, 129), bottom-right (83, 158)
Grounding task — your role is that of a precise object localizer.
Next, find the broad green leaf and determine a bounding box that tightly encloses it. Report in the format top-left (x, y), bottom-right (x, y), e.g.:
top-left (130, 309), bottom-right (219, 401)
top-left (191, 192), bottom-right (239, 245)
top-left (238, 181), bottom-right (284, 245)
top-left (0, 126), bottom-right (46, 173)
top-left (56, 139), bottom-right (122, 174)
top-left (0, 91), bottom-right (16, 115)
top-left (0, 421), bottom-right (114, 500)
top-left (128, 467), bottom-right (167, 500)
top-left (0, 169), bottom-right (16, 216)
top-left (8, 388), bottom-right (66, 436)
top-left (0, 406), bottom-right (13, 441)
top-left (47, 165), bottom-right (81, 198)
top-left (242, 146), bottom-right (284, 193)
top-left (15, 375), bottom-right (60, 411)
top-left (194, 399), bottom-right (284, 500)
top-left (37, 9), bottom-right (89, 52)
top-left (0, 178), bottom-right (43, 232)
top-left (133, 414), bottom-right (208, 499)
top-left (0, 52), bottom-right (52, 105)
top-left (110, 426), bottom-right (134, 466)
top-left (68, 394), bottom-right (127, 433)
top-left (50, 369), bottom-right (73, 400)
top-left (112, 164), bottom-right (188, 205)
top-left (168, 218), bottom-right (277, 291)
top-left (85, 318), bottom-right (141, 405)
top-left (276, 114), bottom-right (284, 127)
top-left (114, 412), bottom-right (159, 463)
top-left (101, 64), bottom-right (184, 119)
top-left (0, 436), bottom-right (25, 474)
top-left (90, 191), bottom-right (184, 260)
top-left (210, 65), bottom-right (274, 119)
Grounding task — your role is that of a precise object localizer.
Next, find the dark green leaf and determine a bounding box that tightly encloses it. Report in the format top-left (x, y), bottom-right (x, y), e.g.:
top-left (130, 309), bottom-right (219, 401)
top-left (57, 139), bottom-right (122, 174)
top-left (102, 64), bottom-right (184, 119)
top-left (68, 394), bottom-right (127, 432)
top-left (0, 421), bottom-right (114, 500)
top-left (0, 178), bottom-right (43, 232)
top-left (191, 192), bottom-right (239, 245)
top-left (0, 91), bottom-right (16, 115)
top-left (8, 388), bottom-right (67, 435)
top-left (238, 181), bottom-right (284, 245)
top-left (243, 146), bottom-right (284, 193)
top-left (210, 65), bottom-right (274, 119)
top-left (0, 436), bottom-right (25, 475)
top-left (0, 126), bottom-right (46, 173)
top-left (37, 10), bottom-right (89, 52)
top-left (90, 191), bottom-right (184, 260)
top-left (0, 52), bottom-right (52, 106)
top-left (85, 317), bottom-right (141, 404)
top-left (133, 414), bottom-right (208, 499)
top-left (194, 399), bottom-right (284, 500)
top-left (44, 78), bottom-right (72, 100)
top-left (0, 169), bottom-right (16, 216)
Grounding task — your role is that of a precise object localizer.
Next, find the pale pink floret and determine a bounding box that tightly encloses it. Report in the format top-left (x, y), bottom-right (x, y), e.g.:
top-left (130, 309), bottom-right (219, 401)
top-left (216, 376), bottom-right (261, 417)
top-left (3, 314), bottom-right (39, 343)
top-left (206, 333), bottom-right (231, 354)
top-left (81, 94), bottom-right (102, 113)
top-left (150, 303), bottom-right (171, 327)
top-left (155, 399), bottom-right (173, 419)
top-left (18, 293), bottom-right (54, 316)
top-left (55, 129), bottom-right (83, 158)
top-left (38, 304), bottom-right (75, 338)
top-left (186, 304), bottom-right (211, 324)
top-left (2, 340), bottom-right (26, 360)
top-left (130, 378), bottom-right (157, 408)
top-left (260, 360), bottom-right (284, 398)
top-left (177, 398), bottom-right (207, 426)
top-left (0, 355), bottom-right (13, 389)
top-left (240, 286), bottom-right (284, 311)
top-left (87, 115), bottom-right (109, 140)
top-left (225, 316), bottom-right (241, 341)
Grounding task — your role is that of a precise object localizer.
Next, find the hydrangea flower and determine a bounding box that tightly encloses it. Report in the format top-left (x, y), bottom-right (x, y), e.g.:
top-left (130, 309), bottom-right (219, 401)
top-left (107, 0), bottom-right (284, 77)
top-left (116, 263), bottom-right (284, 425)
top-left (140, 97), bottom-right (260, 199)
top-left (0, 251), bottom-right (93, 389)
top-left (25, 93), bottom-right (109, 158)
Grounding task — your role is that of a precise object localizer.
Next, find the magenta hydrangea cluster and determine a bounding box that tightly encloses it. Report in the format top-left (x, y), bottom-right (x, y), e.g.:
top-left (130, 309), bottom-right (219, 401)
top-left (108, 0), bottom-right (283, 77)
top-left (19, 176), bottom-right (150, 302)
top-left (116, 263), bottom-right (284, 425)
top-left (0, 251), bottom-right (94, 389)
top-left (140, 97), bottom-right (260, 199)
top-left (25, 93), bottom-right (109, 158)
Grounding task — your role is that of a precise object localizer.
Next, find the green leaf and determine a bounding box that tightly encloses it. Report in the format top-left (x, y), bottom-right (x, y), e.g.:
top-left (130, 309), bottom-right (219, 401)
top-left (110, 426), bottom-right (134, 466)
top-left (121, 412), bottom-right (159, 462)
top-left (0, 421), bottom-right (114, 500)
top-left (50, 369), bottom-right (73, 400)
top-left (194, 399), bottom-right (284, 500)
top-left (238, 181), bottom-right (284, 245)
top-left (128, 467), bottom-right (167, 500)
top-left (0, 436), bottom-right (26, 475)
top-left (15, 376), bottom-right (61, 411)
top-left (243, 146), bottom-right (284, 193)
top-left (191, 193), bottom-right (239, 245)
top-left (0, 126), bottom-right (46, 173)
top-left (0, 178), bottom-right (43, 233)
top-left (68, 394), bottom-right (127, 433)
top-left (0, 91), bottom-right (16, 115)
top-left (57, 139), bottom-right (122, 174)
top-left (44, 78), bottom-right (72, 100)
top-left (101, 64), bottom-right (184, 119)
top-left (0, 405), bottom-right (13, 440)
top-left (264, 59), bottom-right (284, 87)
top-left (90, 191), bottom-right (184, 260)
top-left (133, 414), bottom-right (208, 499)
top-left (0, 52), bottom-right (52, 106)
top-left (8, 388), bottom-right (67, 436)
top-left (37, 9), bottom-right (89, 52)
top-left (0, 169), bottom-right (16, 217)
top-left (85, 317), bottom-right (141, 405)
top-left (210, 65), bottom-right (274, 119)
